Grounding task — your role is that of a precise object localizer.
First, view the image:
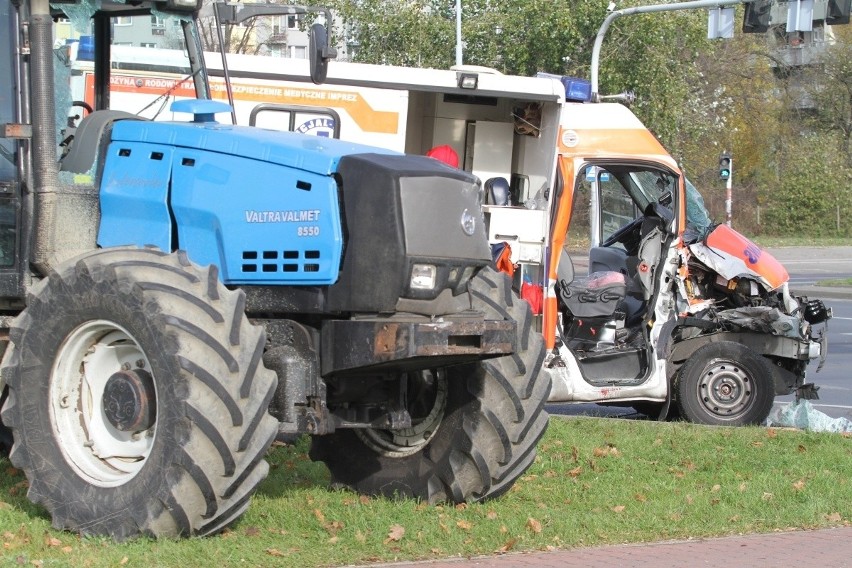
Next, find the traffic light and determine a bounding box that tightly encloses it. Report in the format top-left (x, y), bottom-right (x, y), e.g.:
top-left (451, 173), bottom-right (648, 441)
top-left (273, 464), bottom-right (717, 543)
top-left (719, 152), bottom-right (732, 181)
top-left (742, 0), bottom-right (772, 33)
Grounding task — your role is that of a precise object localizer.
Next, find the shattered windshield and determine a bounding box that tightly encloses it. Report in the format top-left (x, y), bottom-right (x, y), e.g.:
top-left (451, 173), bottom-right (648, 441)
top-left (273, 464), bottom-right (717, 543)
top-left (684, 178), bottom-right (713, 242)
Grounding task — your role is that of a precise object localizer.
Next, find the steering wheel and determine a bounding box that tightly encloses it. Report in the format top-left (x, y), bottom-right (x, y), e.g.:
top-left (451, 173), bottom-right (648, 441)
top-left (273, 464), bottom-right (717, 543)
top-left (602, 216), bottom-right (643, 248)
top-left (67, 101), bottom-right (94, 129)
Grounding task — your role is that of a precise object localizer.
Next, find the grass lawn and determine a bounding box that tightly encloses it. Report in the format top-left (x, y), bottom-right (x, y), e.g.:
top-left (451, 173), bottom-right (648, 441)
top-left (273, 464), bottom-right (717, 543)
top-left (1, 417), bottom-right (850, 567)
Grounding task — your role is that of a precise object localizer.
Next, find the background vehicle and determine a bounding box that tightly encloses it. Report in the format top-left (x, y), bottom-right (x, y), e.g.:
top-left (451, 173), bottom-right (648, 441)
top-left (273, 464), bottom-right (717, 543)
top-left (0, 0), bottom-right (549, 539)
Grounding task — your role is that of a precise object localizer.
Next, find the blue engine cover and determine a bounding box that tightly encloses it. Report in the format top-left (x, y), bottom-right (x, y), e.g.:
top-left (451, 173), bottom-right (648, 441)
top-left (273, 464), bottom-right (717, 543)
top-left (98, 111), bottom-right (397, 285)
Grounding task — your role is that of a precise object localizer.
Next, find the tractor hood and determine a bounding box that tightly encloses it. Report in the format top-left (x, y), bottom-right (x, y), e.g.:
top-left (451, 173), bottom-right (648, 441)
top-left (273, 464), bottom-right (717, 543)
top-left (688, 224), bottom-right (789, 291)
top-left (109, 117), bottom-right (399, 175)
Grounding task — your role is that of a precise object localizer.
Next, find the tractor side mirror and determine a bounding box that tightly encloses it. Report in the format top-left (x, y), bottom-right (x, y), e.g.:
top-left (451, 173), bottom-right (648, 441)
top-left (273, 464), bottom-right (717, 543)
top-left (309, 23), bottom-right (337, 85)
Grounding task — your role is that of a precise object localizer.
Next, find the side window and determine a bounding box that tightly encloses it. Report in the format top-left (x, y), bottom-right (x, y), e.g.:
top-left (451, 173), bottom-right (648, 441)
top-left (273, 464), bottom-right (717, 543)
top-left (0, 0), bottom-right (17, 183)
top-left (598, 169), bottom-right (638, 248)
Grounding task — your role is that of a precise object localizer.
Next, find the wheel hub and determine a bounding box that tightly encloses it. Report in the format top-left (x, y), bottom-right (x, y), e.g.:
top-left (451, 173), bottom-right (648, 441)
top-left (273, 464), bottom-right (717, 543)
top-left (700, 361), bottom-right (752, 416)
top-left (103, 368), bottom-right (156, 432)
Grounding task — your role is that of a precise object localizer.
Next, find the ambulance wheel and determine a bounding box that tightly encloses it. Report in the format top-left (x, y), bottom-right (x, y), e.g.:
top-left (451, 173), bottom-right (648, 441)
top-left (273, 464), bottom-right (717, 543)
top-left (676, 341), bottom-right (774, 426)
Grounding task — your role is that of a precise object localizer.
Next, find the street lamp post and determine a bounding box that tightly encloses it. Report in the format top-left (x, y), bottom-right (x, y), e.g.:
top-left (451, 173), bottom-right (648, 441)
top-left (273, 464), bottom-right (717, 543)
top-left (455, 0), bottom-right (462, 66)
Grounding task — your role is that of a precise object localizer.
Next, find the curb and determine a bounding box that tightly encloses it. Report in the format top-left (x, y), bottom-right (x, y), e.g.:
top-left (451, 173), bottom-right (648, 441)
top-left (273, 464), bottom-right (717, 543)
top-left (790, 286), bottom-right (852, 301)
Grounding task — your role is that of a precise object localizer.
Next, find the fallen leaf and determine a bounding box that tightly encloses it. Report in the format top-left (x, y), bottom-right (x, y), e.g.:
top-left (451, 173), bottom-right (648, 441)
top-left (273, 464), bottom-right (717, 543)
top-left (611, 505), bottom-right (626, 513)
top-left (797, 444), bottom-right (807, 453)
top-left (500, 525), bottom-right (508, 534)
top-left (792, 479), bottom-right (806, 492)
top-left (766, 429), bottom-right (778, 439)
top-left (711, 484), bottom-right (721, 493)
top-left (685, 495), bottom-right (694, 505)
top-left (568, 466), bottom-right (583, 478)
top-left (5, 467), bottom-right (19, 477)
top-left (486, 510), bottom-right (498, 520)
top-left (456, 520), bottom-right (472, 531)
top-left (826, 512), bottom-right (842, 522)
top-left (328, 536), bottom-right (338, 544)
top-left (313, 509), bottom-right (326, 524)
top-left (61, 546), bottom-right (72, 554)
top-left (266, 548), bottom-right (286, 557)
top-left (244, 526), bottom-right (260, 537)
top-left (571, 446), bottom-right (579, 462)
top-left (634, 493), bottom-right (647, 503)
top-left (729, 515), bottom-right (741, 522)
top-left (526, 517), bottom-right (542, 534)
top-left (44, 536), bottom-right (62, 547)
top-left (355, 530), bottom-right (366, 543)
top-left (359, 495), bottom-right (371, 506)
top-left (385, 524), bottom-right (405, 543)
top-left (454, 503), bottom-right (467, 511)
top-left (751, 441), bottom-right (764, 448)
top-left (498, 538), bottom-right (517, 553)
top-left (120, 557), bottom-right (128, 565)
top-left (762, 492), bottom-right (774, 502)
top-left (739, 482), bottom-right (747, 492)
top-left (30, 560), bottom-right (43, 567)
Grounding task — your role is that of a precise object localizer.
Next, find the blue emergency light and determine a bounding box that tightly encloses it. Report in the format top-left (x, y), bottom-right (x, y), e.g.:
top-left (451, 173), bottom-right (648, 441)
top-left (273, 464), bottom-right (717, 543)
top-left (560, 77), bottom-right (592, 103)
top-left (536, 73), bottom-right (593, 103)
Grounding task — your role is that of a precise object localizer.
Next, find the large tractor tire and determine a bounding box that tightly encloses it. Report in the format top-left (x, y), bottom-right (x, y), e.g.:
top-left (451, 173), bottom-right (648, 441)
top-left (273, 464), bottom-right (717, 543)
top-left (0, 248), bottom-right (278, 539)
top-left (676, 341), bottom-right (775, 426)
top-left (310, 267), bottom-right (549, 503)
top-left (0, 388), bottom-right (11, 456)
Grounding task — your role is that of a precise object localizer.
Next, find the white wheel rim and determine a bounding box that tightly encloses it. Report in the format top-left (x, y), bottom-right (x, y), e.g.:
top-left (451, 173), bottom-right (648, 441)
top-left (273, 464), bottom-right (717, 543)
top-left (356, 370), bottom-right (447, 458)
top-left (697, 358), bottom-right (753, 419)
top-left (50, 320), bottom-right (157, 487)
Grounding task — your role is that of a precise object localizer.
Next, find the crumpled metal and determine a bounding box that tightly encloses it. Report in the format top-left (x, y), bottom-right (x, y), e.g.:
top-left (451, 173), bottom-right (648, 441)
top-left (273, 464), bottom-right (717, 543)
top-left (716, 306), bottom-right (801, 338)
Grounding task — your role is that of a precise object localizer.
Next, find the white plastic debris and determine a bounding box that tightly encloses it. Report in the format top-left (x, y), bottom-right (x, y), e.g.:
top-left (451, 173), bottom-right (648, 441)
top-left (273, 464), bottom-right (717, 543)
top-left (765, 400), bottom-right (852, 433)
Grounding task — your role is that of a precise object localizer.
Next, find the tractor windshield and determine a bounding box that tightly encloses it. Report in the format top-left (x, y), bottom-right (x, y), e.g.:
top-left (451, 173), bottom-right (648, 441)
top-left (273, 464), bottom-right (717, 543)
top-left (53, 0), bottom-right (207, 125)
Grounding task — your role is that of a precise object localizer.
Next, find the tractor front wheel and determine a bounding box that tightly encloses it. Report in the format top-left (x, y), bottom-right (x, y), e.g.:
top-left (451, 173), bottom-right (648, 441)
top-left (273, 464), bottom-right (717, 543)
top-left (0, 248), bottom-right (278, 539)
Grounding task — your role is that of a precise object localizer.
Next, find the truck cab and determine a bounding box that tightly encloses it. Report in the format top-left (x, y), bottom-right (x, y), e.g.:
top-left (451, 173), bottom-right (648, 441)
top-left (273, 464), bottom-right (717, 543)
top-left (543, 96), bottom-right (831, 425)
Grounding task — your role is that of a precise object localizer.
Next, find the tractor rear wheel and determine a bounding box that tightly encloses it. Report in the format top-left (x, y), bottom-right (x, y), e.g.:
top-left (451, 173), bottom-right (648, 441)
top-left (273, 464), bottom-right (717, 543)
top-left (0, 248), bottom-right (278, 539)
top-left (310, 267), bottom-right (549, 503)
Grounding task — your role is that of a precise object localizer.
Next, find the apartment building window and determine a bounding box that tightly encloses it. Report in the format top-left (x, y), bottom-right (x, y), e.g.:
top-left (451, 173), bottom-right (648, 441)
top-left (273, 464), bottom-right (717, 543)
top-left (273, 15), bottom-right (299, 35)
top-left (141, 43), bottom-right (157, 48)
top-left (291, 45), bottom-right (306, 59)
top-left (151, 15), bottom-right (165, 36)
top-left (114, 16), bottom-right (132, 26)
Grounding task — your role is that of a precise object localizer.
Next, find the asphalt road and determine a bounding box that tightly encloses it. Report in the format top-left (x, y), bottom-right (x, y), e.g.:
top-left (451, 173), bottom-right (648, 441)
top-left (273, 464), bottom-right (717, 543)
top-left (548, 246), bottom-right (852, 422)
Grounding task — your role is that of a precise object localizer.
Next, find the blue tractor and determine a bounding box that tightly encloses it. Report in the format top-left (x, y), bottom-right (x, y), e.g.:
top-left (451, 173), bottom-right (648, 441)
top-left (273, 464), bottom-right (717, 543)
top-left (0, 0), bottom-right (549, 538)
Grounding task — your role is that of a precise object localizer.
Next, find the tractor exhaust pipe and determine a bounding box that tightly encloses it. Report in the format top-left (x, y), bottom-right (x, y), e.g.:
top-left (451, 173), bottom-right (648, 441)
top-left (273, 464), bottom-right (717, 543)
top-left (28, 0), bottom-right (99, 275)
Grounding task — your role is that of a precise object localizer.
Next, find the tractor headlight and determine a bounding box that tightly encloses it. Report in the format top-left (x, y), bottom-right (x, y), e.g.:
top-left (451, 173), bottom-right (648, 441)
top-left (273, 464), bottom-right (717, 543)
top-left (410, 264), bottom-right (437, 291)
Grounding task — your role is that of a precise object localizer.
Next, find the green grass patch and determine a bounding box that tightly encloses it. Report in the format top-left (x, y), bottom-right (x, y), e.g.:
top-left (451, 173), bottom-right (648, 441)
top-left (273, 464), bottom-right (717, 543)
top-left (1, 419), bottom-right (850, 567)
top-left (815, 278), bottom-right (852, 287)
top-left (750, 235), bottom-right (852, 248)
